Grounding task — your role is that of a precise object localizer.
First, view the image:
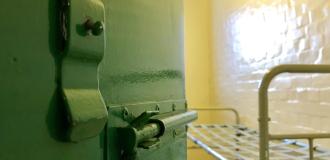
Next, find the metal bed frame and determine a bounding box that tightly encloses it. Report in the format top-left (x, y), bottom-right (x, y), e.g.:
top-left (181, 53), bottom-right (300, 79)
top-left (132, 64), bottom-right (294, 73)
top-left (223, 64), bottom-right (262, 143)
top-left (188, 64), bottom-right (330, 160)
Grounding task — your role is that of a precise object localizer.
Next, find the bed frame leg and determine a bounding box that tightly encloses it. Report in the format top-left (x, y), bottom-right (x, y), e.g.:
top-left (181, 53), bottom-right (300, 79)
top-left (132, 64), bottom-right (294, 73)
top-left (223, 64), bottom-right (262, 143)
top-left (308, 138), bottom-right (314, 160)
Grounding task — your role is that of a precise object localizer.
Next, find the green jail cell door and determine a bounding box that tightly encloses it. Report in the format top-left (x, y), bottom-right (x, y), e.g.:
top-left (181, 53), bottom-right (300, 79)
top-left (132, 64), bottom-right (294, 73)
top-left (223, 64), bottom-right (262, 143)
top-left (0, 0), bottom-right (188, 160)
top-left (0, 0), bottom-right (105, 159)
top-left (101, 0), bottom-right (188, 159)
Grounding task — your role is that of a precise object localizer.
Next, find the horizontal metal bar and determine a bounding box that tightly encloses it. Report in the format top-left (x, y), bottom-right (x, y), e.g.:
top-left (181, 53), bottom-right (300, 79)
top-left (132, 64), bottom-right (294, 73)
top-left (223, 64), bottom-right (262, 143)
top-left (152, 111), bottom-right (198, 135)
top-left (121, 111), bottom-right (197, 153)
top-left (188, 146), bottom-right (221, 150)
top-left (187, 134), bottom-right (228, 160)
top-left (189, 107), bottom-right (240, 125)
top-left (270, 133), bottom-right (330, 140)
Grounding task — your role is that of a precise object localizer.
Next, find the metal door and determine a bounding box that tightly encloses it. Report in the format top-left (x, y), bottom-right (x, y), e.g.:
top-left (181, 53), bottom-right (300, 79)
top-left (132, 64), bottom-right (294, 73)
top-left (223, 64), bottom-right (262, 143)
top-left (0, 0), bottom-right (194, 160)
top-left (100, 0), bottom-right (197, 159)
top-left (0, 0), bottom-right (105, 159)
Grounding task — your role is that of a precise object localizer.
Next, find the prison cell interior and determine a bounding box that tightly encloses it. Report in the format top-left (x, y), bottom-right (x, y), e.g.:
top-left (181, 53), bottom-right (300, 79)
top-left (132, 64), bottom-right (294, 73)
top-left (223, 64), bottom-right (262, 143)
top-left (188, 64), bottom-right (330, 160)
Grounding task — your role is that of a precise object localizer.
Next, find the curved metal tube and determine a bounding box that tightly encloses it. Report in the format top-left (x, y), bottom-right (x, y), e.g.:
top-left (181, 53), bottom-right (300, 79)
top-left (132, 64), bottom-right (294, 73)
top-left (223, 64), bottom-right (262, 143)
top-left (190, 107), bottom-right (240, 125)
top-left (259, 64), bottom-right (330, 160)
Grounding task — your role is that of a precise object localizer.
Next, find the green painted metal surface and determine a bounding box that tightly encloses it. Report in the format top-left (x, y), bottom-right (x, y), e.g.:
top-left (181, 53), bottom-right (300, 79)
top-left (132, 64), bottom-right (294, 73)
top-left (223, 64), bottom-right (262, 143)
top-left (100, 0), bottom-right (185, 104)
top-left (0, 0), bottom-right (187, 159)
top-left (100, 0), bottom-right (187, 159)
top-left (62, 0), bottom-right (107, 142)
top-left (0, 0), bottom-right (104, 159)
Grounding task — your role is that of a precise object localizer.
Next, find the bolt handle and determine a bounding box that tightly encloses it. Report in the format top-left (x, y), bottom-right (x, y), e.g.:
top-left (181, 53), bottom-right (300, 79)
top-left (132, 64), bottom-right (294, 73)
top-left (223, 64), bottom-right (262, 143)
top-left (84, 19), bottom-right (104, 36)
top-left (130, 111), bottom-right (160, 128)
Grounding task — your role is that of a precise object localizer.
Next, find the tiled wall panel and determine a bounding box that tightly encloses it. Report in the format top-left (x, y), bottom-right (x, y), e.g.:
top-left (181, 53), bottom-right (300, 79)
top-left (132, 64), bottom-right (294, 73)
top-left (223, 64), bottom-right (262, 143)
top-left (212, 0), bottom-right (330, 147)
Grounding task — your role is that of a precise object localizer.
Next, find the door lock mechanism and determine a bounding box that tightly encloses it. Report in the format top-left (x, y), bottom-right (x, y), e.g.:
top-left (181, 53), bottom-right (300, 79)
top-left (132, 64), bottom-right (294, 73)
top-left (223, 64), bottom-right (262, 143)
top-left (120, 111), bottom-right (198, 159)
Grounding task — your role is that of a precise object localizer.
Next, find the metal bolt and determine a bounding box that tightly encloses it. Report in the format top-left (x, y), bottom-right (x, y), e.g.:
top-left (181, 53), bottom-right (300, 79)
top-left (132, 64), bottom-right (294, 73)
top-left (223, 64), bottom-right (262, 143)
top-left (84, 19), bottom-right (104, 36)
top-left (184, 102), bottom-right (188, 109)
top-left (155, 105), bottom-right (160, 111)
top-left (122, 107), bottom-right (129, 120)
top-left (172, 104), bottom-right (176, 111)
top-left (173, 130), bottom-right (177, 138)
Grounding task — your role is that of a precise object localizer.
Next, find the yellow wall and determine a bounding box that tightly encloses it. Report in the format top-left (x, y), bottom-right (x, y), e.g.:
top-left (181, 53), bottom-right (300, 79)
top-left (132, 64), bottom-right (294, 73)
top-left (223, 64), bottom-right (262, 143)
top-left (183, 0), bottom-right (216, 159)
top-left (184, 0), bottom-right (213, 109)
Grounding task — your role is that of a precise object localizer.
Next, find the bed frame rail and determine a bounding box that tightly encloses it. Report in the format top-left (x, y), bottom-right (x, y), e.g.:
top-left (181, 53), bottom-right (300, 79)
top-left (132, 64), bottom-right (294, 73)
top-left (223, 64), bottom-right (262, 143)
top-left (189, 107), bottom-right (240, 125)
top-left (259, 64), bottom-right (330, 160)
top-left (188, 107), bottom-right (240, 160)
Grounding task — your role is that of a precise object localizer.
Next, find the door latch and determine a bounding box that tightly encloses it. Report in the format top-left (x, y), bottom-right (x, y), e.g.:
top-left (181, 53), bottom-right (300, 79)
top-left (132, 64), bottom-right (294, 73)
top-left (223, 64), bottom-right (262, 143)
top-left (61, 0), bottom-right (107, 142)
top-left (120, 111), bottom-right (198, 159)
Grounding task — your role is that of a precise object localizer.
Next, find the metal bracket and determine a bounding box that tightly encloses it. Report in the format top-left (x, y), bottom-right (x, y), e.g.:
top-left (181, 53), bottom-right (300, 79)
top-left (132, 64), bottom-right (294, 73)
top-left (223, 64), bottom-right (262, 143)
top-left (61, 0), bottom-right (107, 142)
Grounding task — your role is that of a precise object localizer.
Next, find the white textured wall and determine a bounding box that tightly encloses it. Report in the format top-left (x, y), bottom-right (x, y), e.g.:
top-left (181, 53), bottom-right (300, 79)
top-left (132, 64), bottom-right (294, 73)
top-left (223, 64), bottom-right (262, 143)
top-left (212, 0), bottom-right (330, 147)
